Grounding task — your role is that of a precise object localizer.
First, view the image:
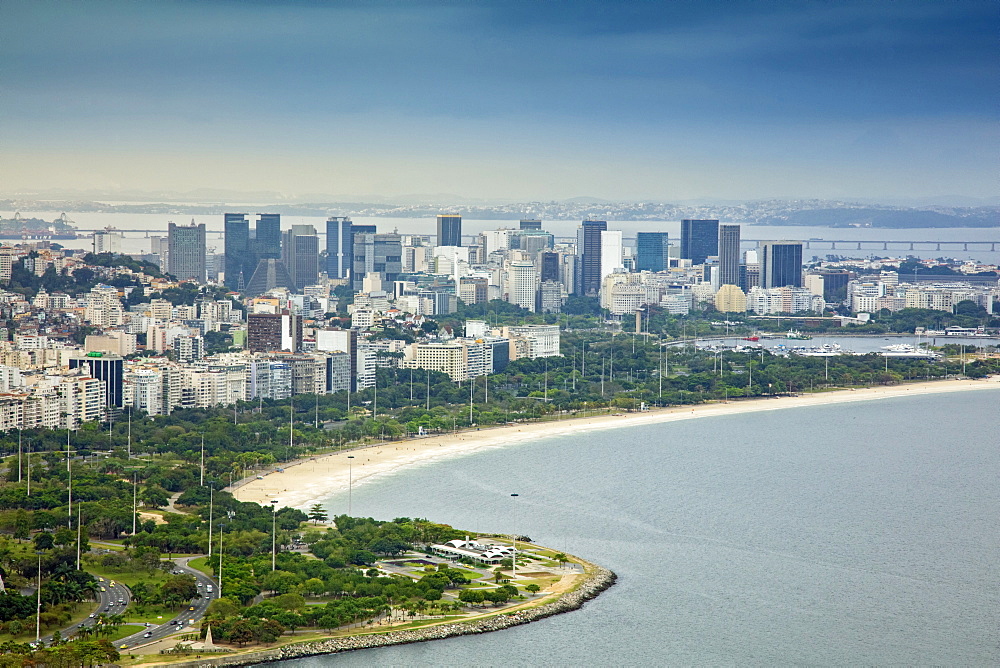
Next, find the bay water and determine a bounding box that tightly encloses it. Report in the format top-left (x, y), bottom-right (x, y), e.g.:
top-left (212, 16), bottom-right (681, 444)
top-left (270, 389), bottom-right (999, 666)
top-left (3, 210), bottom-right (998, 264)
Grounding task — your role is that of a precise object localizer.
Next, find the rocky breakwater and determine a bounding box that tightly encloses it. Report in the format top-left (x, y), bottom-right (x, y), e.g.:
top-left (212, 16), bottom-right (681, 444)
top-left (168, 563), bottom-right (616, 668)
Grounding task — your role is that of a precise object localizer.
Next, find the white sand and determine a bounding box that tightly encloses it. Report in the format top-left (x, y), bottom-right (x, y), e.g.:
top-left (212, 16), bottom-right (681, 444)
top-left (232, 377), bottom-right (1000, 510)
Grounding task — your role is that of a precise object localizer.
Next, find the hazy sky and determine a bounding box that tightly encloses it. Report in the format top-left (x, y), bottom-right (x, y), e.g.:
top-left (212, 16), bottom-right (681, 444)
top-left (1, 0), bottom-right (996, 201)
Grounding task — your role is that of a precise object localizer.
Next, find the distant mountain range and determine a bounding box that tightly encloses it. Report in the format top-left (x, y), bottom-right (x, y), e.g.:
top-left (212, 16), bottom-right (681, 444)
top-left (0, 196), bottom-right (996, 228)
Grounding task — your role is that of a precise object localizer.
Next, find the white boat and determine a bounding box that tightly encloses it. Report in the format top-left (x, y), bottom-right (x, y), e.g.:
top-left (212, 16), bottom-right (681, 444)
top-left (880, 344), bottom-right (940, 359)
top-left (796, 344), bottom-right (856, 357)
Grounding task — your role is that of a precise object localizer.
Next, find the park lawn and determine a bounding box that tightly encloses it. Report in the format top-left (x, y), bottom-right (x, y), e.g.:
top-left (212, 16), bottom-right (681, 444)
top-left (186, 557), bottom-right (213, 577)
top-left (514, 576), bottom-right (560, 590)
top-left (90, 540), bottom-right (128, 551)
top-left (124, 605), bottom-right (185, 624)
top-left (106, 624), bottom-right (147, 643)
top-left (85, 562), bottom-right (171, 590)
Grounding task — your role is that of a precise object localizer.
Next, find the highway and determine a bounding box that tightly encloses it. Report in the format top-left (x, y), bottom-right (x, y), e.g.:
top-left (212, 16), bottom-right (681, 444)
top-left (40, 575), bottom-right (132, 644)
top-left (43, 556), bottom-right (217, 651)
top-left (115, 556), bottom-right (217, 651)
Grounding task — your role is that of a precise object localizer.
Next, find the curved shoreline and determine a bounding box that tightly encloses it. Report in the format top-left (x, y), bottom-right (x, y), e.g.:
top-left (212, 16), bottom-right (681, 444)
top-left (148, 560), bottom-right (617, 668)
top-left (232, 377), bottom-right (1000, 511)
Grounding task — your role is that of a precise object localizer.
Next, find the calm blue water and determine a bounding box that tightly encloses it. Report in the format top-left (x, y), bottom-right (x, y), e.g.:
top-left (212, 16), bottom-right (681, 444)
top-left (275, 390), bottom-right (1000, 666)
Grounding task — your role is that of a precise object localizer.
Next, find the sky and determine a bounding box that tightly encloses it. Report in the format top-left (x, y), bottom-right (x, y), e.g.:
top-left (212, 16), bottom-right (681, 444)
top-left (1, 0), bottom-right (996, 203)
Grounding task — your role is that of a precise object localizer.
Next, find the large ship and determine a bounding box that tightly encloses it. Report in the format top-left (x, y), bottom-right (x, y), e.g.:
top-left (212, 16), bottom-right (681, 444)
top-left (0, 212), bottom-right (79, 240)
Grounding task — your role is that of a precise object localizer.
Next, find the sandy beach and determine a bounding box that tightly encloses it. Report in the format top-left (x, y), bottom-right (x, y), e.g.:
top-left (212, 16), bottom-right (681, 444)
top-left (232, 377), bottom-right (1000, 510)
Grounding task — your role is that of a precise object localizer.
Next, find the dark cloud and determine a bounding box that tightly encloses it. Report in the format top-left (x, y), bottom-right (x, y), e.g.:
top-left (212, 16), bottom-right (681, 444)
top-left (0, 0), bottom-right (995, 197)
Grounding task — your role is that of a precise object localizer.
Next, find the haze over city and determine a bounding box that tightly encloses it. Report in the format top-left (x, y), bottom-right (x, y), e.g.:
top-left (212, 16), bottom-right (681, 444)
top-left (2, 0), bottom-right (996, 204)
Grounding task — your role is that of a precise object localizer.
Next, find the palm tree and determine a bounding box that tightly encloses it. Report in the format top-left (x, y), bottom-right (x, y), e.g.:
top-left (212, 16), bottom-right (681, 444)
top-left (79, 579), bottom-right (99, 602)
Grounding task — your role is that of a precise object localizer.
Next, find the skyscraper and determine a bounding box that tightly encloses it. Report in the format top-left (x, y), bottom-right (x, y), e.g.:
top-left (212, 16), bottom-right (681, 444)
top-left (247, 312), bottom-right (302, 353)
top-left (506, 261), bottom-right (537, 312)
top-left (223, 213), bottom-right (250, 289)
top-left (282, 225), bottom-right (320, 290)
top-left (519, 219), bottom-right (542, 231)
top-left (578, 219), bottom-right (607, 296)
top-left (635, 232), bottom-right (669, 272)
top-left (540, 251), bottom-right (560, 282)
top-left (600, 230), bottom-right (623, 284)
top-left (680, 219), bottom-right (719, 265)
top-left (760, 241), bottom-right (804, 288)
top-left (325, 216), bottom-right (352, 278)
top-left (718, 224), bottom-right (741, 287)
top-left (167, 220), bottom-right (206, 282)
top-left (255, 213), bottom-right (282, 260)
top-left (69, 354), bottom-right (124, 408)
top-left (352, 231), bottom-right (402, 289)
top-left (437, 214), bottom-right (462, 247)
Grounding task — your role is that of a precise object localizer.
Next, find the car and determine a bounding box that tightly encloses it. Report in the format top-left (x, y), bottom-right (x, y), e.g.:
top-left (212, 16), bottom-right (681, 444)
top-left (189, 606), bottom-right (196, 611)
top-left (119, 644), bottom-right (128, 649)
top-left (100, 587), bottom-right (106, 592)
top-left (89, 613), bottom-right (95, 618)
top-left (143, 632), bottom-right (152, 638)
top-left (98, 577), bottom-right (104, 582)
top-left (117, 599), bottom-right (124, 604)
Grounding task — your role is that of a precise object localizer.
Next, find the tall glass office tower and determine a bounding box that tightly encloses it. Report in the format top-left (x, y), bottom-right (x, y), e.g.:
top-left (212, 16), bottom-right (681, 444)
top-left (223, 213), bottom-right (250, 289)
top-left (760, 241), bottom-right (804, 288)
top-left (167, 221), bottom-right (206, 282)
top-left (578, 219), bottom-right (607, 296)
top-left (680, 219), bottom-right (719, 265)
top-left (636, 232), bottom-right (669, 272)
top-left (255, 213), bottom-right (282, 259)
top-left (437, 214), bottom-right (462, 247)
top-left (718, 224), bottom-right (741, 286)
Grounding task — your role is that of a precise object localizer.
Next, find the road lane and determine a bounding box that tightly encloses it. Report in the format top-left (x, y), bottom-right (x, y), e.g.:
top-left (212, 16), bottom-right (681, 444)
top-left (115, 555), bottom-right (217, 651)
top-left (41, 575), bottom-right (131, 644)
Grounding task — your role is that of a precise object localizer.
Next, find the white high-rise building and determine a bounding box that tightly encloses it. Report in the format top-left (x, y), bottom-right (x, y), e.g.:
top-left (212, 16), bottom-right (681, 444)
top-left (600, 230), bottom-right (623, 284)
top-left (506, 261), bottom-right (537, 312)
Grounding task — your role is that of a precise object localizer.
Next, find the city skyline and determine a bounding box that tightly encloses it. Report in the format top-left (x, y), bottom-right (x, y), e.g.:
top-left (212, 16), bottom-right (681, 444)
top-left (1, 1), bottom-right (995, 202)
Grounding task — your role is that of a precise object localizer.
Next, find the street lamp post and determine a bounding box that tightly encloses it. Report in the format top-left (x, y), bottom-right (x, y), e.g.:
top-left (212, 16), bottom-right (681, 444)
top-left (67, 460), bottom-right (72, 529)
top-left (76, 506), bottom-right (82, 570)
top-left (347, 455), bottom-right (355, 516)
top-left (131, 472), bottom-right (137, 535)
top-left (218, 511), bottom-right (233, 599)
top-left (271, 499), bottom-right (279, 571)
top-left (510, 493), bottom-right (519, 576)
top-left (217, 522), bottom-right (225, 599)
top-left (207, 484), bottom-right (214, 559)
top-left (35, 552), bottom-right (43, 643)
